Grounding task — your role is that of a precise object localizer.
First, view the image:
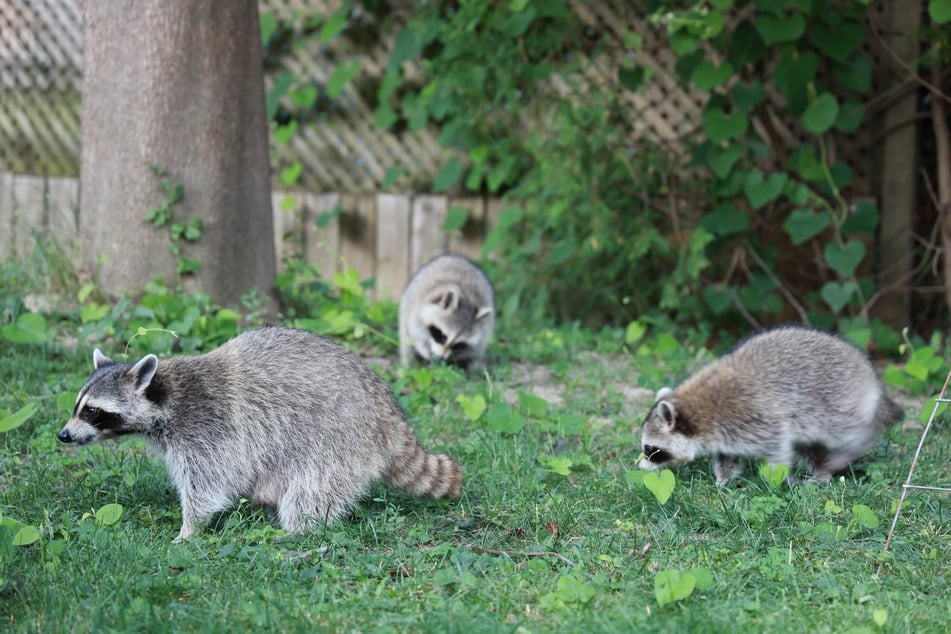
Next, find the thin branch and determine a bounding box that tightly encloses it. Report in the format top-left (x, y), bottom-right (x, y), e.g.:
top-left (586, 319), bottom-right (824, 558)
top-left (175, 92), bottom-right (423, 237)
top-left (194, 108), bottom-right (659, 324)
top-left (460, 543), bottom-right (576, 567)
top-left (745, 242), bottom-right (809, 323)
top-left (867, 16), bottom-right (951, 105)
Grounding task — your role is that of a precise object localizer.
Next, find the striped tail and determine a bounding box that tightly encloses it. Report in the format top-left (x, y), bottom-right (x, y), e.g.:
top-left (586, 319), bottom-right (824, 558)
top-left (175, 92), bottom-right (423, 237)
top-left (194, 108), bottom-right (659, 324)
top-left (384, 439), bottom-right (463, 500)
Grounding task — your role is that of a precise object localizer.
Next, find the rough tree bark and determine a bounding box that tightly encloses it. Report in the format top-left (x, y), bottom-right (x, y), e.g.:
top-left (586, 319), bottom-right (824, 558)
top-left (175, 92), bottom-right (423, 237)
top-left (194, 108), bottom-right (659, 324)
top-left (934, 61), bottom-right (951, 319)
top-left (80, 0), bottom-right (275, 308)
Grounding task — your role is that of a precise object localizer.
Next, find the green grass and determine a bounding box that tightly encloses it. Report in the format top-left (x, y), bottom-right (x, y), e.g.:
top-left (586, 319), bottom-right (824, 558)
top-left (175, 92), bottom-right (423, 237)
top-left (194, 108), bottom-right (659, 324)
top-left (2, 318), bottom-right (950, 633)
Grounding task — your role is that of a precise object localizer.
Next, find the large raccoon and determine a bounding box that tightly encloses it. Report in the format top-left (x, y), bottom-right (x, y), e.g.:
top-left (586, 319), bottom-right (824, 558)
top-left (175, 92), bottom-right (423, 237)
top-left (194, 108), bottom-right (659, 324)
top-left (59, 327), bottom-right (463, 541)
top-left (399, 253), bottom-right (495, 372)
top-left (638, 326), bottom-right (903, 485)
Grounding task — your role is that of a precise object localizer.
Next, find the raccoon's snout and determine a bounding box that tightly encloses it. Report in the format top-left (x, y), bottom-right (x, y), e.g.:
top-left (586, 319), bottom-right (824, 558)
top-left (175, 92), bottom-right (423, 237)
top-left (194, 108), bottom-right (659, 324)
top-left (644, 445), bottom-right (673, 464)
top-left (57, 428), bottom-right (74, 443)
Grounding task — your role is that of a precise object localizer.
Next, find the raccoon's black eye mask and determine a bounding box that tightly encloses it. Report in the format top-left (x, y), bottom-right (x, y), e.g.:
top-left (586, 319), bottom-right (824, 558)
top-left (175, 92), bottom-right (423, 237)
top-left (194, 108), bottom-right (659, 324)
top-left (428, 326), bottom-right (447, 344)
top-left (643, 445), bottom-right (673, 464)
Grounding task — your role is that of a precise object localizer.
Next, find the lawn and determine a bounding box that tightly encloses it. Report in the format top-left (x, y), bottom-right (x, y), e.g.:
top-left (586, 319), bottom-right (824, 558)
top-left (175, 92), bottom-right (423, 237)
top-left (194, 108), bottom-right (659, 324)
top-left (1, 317), bottom-right (949, 633)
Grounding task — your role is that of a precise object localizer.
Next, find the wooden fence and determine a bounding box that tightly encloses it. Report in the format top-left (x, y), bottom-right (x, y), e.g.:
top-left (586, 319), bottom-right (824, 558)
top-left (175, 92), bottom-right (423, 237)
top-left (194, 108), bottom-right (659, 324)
top-left (0, 172), bottom-right (501, 300)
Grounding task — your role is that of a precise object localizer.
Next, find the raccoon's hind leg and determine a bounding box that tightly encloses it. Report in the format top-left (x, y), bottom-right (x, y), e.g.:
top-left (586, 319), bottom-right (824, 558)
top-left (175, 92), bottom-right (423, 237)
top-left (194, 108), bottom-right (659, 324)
top-left (275, 478), bottom-right (365, 533)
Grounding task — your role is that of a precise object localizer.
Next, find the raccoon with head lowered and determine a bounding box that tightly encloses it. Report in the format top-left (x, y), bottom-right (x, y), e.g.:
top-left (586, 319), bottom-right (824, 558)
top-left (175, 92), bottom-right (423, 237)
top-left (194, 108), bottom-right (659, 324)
top-left (638, 326), bottom-right (903, 485)
top-left (58, 327), bottom-right (463, 541)
top-left (399, 253), bottom-right (495, 372)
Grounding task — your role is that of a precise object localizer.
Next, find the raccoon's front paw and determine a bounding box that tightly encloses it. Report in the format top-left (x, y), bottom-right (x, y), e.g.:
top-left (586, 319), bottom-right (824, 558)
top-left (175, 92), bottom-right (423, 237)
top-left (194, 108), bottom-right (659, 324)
top-left (712, 455), bottom-right (745, 485)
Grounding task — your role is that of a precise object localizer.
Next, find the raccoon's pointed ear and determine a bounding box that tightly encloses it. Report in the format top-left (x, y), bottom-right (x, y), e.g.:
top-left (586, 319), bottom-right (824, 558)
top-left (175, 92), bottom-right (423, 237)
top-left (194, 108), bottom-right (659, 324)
top-left (655, 387), bottom-right (673, 402)
top-left (475, 306), bottom-right (494, 321)
top-left (93, 348), bottom-right (114, 369)
top-left (129, 354), bottom-right (159, 394)
top-left (657, 400), bottom-right (677, 430)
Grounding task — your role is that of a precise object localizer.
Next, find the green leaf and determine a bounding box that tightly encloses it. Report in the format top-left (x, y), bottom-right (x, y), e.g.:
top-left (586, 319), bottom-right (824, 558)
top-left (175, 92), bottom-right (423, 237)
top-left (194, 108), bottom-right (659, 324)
top-left (2, 312), bottom-right (50, 344)
top-left (434, 158), bottom-right (464, 192)
top-left (801, 93), bottom-right (840, 135)
top-left (95, 503), bottom-right (124, 527)
top-left (851, 504), bottom-right (879, 529)
top-left (842, 201), bottom-right (880, 236)
top-left (553, 575), bottom-right (596, 604)
top-left (758, 462), bottom-right (790, 488)
top-left (290, 85), bottom-right (318, 109)
top-left (835, 100), bottom-right (865, 133)
top-left (873, 609), bottom-right (888, 627)
top-left (280, 162), bottom-right (302, 187)
top-left (702, 107), bottom-right (748, 143)
top-left (808, 23), bottom-right (865, 63)
top-left (691, 567), bottom-right (715, 591)
top-left (782, 208), bottom-right (830, 245)
top-left (456, 394), bottom-right (487, 422)
top-left (730, 81), bottom-right (765, 113)
top-left (743, 171), bottom-right (787, 209)
top-left (642, 469), bottom-right (676, 504)
top-left (12, 525), bottom-right (41, 546)
top-left (382, 165), bottom-right (405, 189)
top-left (699, 202), bottom-right (749, 236)
top-left (824, 239), bottom-right (866, 277)
top-left (320, 7), bottom-right (349, 43)
top-left (0, 403), bottom-right (37, 433)
top-left (485, 403), bottom-right (524, 434)
top-left (260, 11), bottom-right (277, 45)
top-left (706, 143), bottom-right (744, 179)
top-left (834, 53), bottom-right (872, 94)
top-left (655, 568), bottom-right (696, 607)
top-left (930, 0), bottom-right (951, 23)
top-left (517, 391), bottom-right (548, 413)
top-left (618, 65), bottom-right (646, 92)
top-left (773, 50), bottom-right (818, 110)
top-left (625, 320), bottom-right (647, 344)
top-left (755, 13), bottom-right (805, 45)
top-left (820, 281), bottom-right (858, 313)
top-left (540, 456), bottom-right (573, 477)
top-left (327, 60), bottom-right (361, 98)
top-left (442, 205), bottom-right (470, 232)
top-left (691, 60), bottom-right (733, 90)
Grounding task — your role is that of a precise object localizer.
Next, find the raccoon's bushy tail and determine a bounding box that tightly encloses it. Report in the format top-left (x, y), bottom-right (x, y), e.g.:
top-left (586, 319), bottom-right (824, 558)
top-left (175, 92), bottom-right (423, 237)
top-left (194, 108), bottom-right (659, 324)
top-left (875, 395), bottom-right (904, 430)
top-left (383, 437), bottom-right (463, 500)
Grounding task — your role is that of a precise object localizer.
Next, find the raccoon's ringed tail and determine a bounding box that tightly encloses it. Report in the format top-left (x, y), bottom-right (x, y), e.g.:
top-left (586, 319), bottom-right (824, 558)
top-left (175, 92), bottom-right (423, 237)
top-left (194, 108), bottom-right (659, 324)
top-left (385, 447), bottom-right (463, 500)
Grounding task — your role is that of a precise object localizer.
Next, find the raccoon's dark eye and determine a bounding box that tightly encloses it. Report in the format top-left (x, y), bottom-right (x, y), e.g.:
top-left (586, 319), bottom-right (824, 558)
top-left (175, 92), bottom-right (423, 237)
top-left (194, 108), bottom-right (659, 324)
top-left (85, 406), bottom-right (100, 417)
top-left (644, 445), bottom-right (673, 464)
top-left (428, 326), bottom-right (447, 345)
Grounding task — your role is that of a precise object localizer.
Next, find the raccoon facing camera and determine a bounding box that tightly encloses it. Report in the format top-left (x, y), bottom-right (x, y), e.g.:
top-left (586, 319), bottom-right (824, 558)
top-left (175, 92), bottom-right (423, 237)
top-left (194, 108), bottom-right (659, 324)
top-left (399, 253), bottom-right (495, 373)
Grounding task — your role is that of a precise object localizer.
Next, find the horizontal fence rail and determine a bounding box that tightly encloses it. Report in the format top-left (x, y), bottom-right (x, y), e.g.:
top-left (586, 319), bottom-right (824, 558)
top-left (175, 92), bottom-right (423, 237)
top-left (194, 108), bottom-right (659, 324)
top-left (0, 172), bottom-right (501, 300)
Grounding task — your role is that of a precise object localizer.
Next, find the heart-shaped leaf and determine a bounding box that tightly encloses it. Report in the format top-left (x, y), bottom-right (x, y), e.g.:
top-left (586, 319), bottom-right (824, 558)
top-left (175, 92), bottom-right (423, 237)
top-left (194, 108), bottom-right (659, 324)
top-left (851, 504), bottom-right (879, 529)
top-left (820, 281), bottom-right (857, 313)
top-left (2, 313), bottom-right (51, 344)
top-left (692, 60), bottom-right (734, 90)
top-left (758, 462), bottom-right (790, 488)
top-left (0, 403), bottom-right (38, 433)
top-left (699, 202), bottom-right (750, 236)
top-left (824, 239), bottom-right (866, 277)
top-left (782, 208), bottom-right (830, 245)
top-left (706, 144), bottom-right (744, 179)
top-left (702, 107), bottom-right (748, 143)
top-left (456, 394), bottom-right (487, 422)
top-left (755, 13), bottom-right (805, 45)
top-left (654, 568), bottom-right (696, 607)
top-left (873, 608), bottom-right (888, 627)
top-left (931, 0), bottom-right (951, 24)
top-left (642, 468), bottom-right (676, 504)
top-left (744, 171), bottom-right (787, 209)
top-left (95, 503), bottom-right (124, 527)
top-left (485, 403), bottom-right (524, 434)
top-left (801, 92), bottom-right (840, 135)
top-left (12, 525), bottom-right (41, 546)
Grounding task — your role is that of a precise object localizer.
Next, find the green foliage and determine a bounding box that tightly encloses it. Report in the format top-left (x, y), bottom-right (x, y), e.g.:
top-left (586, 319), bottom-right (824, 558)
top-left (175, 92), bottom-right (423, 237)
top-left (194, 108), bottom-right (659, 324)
top-left (145, 166), bottom-right (202, 276)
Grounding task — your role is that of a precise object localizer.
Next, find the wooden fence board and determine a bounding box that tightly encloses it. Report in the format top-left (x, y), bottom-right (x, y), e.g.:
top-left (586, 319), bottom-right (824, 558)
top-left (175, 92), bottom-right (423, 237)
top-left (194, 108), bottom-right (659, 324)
top-left (411, 194), bottom-right (448, 273)
top-left (339, 193), bottom-right (377, 294)
top-left (12, 174), bottom-right (46, 258)
top-left (46, 176), bottom-right (79, 252)
top-left (375, 193), bottom-right (411, 300)
top-left (303, 192), bottom-right (341, 280)
top-left (0, 172), bottom-right (12, 261)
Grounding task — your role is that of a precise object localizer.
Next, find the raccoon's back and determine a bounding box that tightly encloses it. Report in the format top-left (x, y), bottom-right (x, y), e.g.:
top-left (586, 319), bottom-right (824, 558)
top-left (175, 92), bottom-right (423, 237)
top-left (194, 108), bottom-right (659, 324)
top-left (401, 254), bottom-right (494, 308)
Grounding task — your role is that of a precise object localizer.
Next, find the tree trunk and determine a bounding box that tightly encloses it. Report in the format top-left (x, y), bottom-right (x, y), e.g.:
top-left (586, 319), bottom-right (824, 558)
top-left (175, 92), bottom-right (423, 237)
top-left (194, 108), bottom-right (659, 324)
top-left (80, 0), bottom-right (275, 308)
top-left (934, 62), bottom-right (951, 319)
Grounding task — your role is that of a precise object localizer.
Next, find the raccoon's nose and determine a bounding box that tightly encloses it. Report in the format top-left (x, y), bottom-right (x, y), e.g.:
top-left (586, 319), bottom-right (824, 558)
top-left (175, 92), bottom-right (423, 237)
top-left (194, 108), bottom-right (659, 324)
top-left (57, 429), bottom-right (73, 443)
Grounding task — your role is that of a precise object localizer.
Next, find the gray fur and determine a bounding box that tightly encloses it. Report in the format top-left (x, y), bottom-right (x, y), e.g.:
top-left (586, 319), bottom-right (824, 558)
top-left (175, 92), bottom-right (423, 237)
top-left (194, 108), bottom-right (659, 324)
top-left (638, 326), bottom-right (903, 485)
top-left (59, 327), bottom-right (463, 541)
top-left (399, 253), bottom-right (495, 372)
